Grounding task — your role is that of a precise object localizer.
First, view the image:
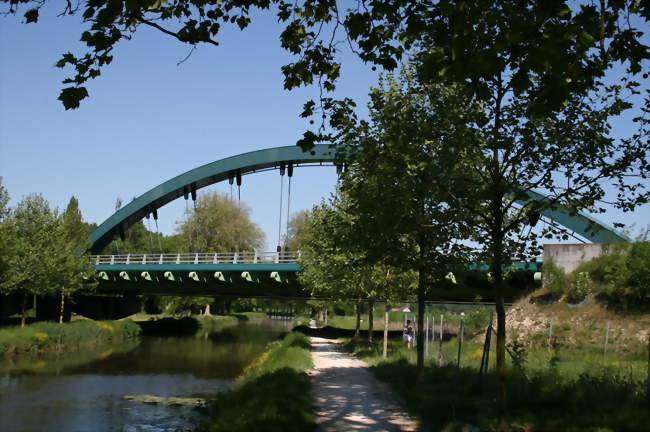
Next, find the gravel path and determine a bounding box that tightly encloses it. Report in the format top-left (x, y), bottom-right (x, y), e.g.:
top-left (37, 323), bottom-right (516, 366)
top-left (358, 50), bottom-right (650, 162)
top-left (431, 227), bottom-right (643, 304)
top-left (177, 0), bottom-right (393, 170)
top-left (309, 337), bottom-right (420, 432)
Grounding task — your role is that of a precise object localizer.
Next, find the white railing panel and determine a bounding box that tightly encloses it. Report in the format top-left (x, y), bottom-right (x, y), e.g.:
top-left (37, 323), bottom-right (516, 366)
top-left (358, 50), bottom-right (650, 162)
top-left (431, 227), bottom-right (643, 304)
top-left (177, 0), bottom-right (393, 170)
top-left (90, 251), bottom-right (301, 265)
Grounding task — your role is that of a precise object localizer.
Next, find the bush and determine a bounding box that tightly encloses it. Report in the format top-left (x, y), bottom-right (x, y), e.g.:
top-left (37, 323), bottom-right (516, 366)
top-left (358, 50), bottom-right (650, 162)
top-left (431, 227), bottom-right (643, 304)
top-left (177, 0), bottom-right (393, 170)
top-left (0, 319), bottom-right (141, 355)
top-left (567, 272), bottom-right (593, 303)
top-left (542, 260), bottom-right (569, 298)
top-left (625, 242), bottom-right (650, 300)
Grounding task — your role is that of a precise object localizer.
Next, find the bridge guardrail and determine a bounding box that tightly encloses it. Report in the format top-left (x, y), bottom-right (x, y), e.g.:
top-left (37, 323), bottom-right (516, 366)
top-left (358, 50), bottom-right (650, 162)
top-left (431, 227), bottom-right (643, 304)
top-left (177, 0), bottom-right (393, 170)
top-left (90, 251), bottom-right (301, 265)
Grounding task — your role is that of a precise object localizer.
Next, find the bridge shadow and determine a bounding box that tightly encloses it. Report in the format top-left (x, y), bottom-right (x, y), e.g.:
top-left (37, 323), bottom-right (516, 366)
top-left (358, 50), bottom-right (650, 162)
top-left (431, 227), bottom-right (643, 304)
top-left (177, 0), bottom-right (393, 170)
top-left (137, 317), bottom-right (201, 336)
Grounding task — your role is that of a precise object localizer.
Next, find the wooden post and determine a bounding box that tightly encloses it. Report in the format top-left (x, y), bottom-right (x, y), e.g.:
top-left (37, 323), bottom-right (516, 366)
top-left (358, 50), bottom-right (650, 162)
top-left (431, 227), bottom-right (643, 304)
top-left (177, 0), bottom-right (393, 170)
top-left (425, 315), bottom-right (429, 358)
top-left (457, 315), bottom-right (464, 368)
top-left (548, 317), bottom-right (554, 351)
top-left (604, 321), bottom-right (610, 357)
top-left (432, 313), bottom-right (436, 342)
top-left (479, 313), bottom-right (493, 391)
top-left (646, 334), bottom-right (650, 407)
top-left (438, 314), bottom-right (444, 366)
top-left (383, 304), bottom-right (389, 359)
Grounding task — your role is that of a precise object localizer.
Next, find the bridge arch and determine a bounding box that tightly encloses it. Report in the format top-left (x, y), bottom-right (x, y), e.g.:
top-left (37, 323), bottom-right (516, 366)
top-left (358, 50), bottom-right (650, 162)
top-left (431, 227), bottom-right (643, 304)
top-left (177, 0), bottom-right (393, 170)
top-left (90, 144), bottom-right (628, 253)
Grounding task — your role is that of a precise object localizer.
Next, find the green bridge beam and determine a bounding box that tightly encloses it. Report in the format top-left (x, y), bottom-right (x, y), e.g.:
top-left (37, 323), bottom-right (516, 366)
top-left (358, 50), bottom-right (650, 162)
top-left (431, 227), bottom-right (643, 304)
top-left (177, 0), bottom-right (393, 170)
top-left (90, 144), bottom-right (629, 253)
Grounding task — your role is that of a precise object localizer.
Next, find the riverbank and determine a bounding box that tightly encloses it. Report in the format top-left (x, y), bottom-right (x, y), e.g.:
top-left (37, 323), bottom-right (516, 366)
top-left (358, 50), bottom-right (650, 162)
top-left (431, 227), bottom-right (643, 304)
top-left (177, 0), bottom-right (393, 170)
top-left (199, 331), bottom-right (314, 432)
top-left (0, 319), bottom-right (141, 356)
top-left (343, 335), bottom-right (650, 431)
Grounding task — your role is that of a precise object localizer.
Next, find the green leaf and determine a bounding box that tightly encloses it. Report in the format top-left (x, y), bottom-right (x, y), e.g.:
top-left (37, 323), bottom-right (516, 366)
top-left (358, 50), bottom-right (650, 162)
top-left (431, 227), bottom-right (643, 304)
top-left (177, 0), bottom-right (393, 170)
top-left (24, 9), bottom-right (39, 24)
top-left (58, 87), bottom-right (89, 110)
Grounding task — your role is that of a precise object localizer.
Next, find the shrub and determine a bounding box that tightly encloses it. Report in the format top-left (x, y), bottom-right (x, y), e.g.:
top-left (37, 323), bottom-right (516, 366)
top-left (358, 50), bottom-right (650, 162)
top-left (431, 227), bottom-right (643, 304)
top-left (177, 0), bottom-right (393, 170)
top-left (574, 247), bottom-right (628, 284)
top-left (542, 260), bottom-right (569, 298)
top-left (567, 272), bottom-right (593, 303)
top-left (625, 241), bottom-right (650, 300)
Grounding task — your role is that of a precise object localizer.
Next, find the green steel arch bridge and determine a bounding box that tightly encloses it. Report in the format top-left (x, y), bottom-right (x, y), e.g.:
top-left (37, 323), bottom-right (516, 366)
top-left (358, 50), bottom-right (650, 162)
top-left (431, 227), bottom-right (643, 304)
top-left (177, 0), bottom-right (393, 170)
top-left (89, 144), bottom-right (628, 301)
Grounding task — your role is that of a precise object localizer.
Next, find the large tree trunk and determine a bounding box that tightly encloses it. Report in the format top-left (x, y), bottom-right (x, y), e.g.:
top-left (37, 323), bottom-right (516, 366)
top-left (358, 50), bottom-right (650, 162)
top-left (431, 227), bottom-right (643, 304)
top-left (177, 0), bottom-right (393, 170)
top-left (354, 299), bottom-right (361, 338)
top-left (59, 291), bottom-right (65, 324)
top-left (416, 265), bottom-right (426, 383)
top-left (383, 303), bottom-right (389, 359)
top-left (367, 298), bottom-right (375, 343)
top-left (20, 290), bottom-right (27, 328)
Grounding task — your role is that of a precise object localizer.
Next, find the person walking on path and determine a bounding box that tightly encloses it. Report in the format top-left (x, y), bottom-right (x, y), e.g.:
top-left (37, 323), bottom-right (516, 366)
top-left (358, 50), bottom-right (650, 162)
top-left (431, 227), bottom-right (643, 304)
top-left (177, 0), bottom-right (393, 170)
top-left (403, 320), bottom-right (414, 349)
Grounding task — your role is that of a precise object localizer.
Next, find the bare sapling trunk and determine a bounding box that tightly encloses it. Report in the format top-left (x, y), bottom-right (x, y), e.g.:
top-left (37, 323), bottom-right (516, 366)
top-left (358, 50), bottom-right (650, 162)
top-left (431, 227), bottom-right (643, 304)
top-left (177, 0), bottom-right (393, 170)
top-left (59, 290), bottom-right (65, 324)
top-left (368, 298), bottom-right (374, 343)
top-left (416, 265), bottom-right (426, 383)
top-left (355, 298), bottom-right (361, 338)
top-left (383, 304), bottom-right (389, 359)
top-left (20, 290), bottom-right (27, 328)
top-left (492, 233), bottom-right (508, 430)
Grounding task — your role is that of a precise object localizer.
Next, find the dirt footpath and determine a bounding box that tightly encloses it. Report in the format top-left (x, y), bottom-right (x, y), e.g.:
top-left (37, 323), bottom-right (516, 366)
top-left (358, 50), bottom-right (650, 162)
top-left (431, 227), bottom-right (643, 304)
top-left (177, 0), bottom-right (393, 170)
top-left (309, 336), bottom-right (420, 432)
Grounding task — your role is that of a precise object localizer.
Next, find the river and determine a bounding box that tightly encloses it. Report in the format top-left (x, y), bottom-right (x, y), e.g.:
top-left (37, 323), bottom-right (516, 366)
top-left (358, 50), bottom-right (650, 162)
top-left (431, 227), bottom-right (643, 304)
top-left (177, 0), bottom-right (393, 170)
top-left (0, 319), bottom-right (290, 432)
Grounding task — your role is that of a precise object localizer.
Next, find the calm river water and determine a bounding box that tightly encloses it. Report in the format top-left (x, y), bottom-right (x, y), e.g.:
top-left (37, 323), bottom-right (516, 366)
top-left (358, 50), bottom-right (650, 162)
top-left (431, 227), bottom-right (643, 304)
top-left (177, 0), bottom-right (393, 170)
top-left (0, 320), bottom-right (290, 432)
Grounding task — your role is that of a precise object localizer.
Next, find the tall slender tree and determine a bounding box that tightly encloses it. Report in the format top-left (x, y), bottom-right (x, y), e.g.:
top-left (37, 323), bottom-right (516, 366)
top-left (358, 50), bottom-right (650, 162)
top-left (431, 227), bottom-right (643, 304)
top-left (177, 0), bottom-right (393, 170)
top-left (333, 68), bottom-right (476, 381)
top-left (0, 178), bottom-right (11, 291)
top-left (63, 196), bottom-right (86, 250)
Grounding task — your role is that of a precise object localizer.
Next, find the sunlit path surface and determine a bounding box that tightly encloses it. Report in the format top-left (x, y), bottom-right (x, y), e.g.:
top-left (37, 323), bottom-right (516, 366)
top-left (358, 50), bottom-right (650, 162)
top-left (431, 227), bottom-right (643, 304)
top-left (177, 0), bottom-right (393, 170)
top-left (310, 337), bottom-right (420, 432)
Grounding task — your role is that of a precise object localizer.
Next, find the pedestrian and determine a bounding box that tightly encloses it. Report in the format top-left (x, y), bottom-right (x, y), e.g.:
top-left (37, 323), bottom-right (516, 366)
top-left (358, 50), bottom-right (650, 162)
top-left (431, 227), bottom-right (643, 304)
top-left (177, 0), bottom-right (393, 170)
top-left (403, 319), bottom-right (414, 349)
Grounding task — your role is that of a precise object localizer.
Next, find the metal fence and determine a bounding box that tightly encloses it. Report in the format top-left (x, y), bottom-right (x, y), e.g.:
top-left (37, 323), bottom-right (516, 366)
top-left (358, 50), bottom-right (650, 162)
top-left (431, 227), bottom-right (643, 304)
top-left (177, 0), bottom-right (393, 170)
top-left (90, 251), bottom-right (301, 265)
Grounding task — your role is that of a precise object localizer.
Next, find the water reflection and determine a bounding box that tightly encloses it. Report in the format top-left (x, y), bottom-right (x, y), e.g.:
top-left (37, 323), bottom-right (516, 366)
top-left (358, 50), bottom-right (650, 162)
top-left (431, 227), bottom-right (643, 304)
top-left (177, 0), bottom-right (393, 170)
top-left (0, 320), bottom-right (288, 432)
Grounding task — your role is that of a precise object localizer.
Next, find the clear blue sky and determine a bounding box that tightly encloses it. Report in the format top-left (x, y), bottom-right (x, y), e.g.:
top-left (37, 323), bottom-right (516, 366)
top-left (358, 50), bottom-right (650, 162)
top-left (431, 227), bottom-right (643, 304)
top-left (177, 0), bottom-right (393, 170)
top-left (1, 6), bottom-right (648, 250)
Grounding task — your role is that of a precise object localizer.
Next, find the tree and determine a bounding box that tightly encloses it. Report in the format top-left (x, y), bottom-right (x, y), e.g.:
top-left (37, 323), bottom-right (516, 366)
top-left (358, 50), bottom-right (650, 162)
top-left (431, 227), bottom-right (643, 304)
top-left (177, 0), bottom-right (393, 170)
top-left (60, 196), bottom-right (96, 323)
top-left (2, 1), bottom-right (646, 129)
top-left (332, 57), bottom-right (648, 423)
top-left (177, 191), bottom-right (265, 252)
top-left (0, 194), bottom-right (95, 325)
top-left (283, 209), bottom-right (311, 251)
top-left (299, 196), bottom-right (414, 348)
top-left (0, 178), bottom-right (11, 290)
top-left (333, 68), bottom-right (475, 381)
top-left (63, 196), bottom-right (87, 250)
top-left (0, 177), bottom-right (9, 221)
top-left (0, 195), bottom-right (62, 326)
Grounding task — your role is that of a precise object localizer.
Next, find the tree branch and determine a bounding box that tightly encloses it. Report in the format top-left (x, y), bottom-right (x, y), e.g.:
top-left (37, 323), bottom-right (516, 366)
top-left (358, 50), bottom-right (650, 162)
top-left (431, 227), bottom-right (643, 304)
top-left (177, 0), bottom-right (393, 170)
top-left (138, 18), bottom-right (219, 47)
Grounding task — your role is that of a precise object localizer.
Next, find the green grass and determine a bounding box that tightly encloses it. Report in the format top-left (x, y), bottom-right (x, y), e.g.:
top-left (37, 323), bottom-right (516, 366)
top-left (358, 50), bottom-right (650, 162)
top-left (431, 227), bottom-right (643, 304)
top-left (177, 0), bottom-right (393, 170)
top-left (0, 338), bottom-right (140, 374)
top-left (345, 336), bottom-right (649, 431)
top-left (0, 319), bottom-right (141, 355)
top-left (199, 332), bottom-right (315, 432)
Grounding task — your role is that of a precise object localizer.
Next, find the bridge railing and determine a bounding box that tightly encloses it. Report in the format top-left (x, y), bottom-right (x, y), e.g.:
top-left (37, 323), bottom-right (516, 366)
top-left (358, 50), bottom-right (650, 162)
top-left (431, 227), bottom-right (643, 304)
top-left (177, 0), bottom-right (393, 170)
top-left (90, 251), bottom-right (301, 265)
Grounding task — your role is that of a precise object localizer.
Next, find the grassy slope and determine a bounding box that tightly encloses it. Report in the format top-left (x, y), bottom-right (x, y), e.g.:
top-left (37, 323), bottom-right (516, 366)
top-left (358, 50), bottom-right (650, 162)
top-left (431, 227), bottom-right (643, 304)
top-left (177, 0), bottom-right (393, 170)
top-left (338, 293), bottom-right (650, 431)
top-left (0, 319), bottom-right (141, 355)
top-left (507, 290), bottom-right (650, 356)
top-left (200, 331), bottom-right (315, 432)
top-left (346, 335), bottom-right (649, 432)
